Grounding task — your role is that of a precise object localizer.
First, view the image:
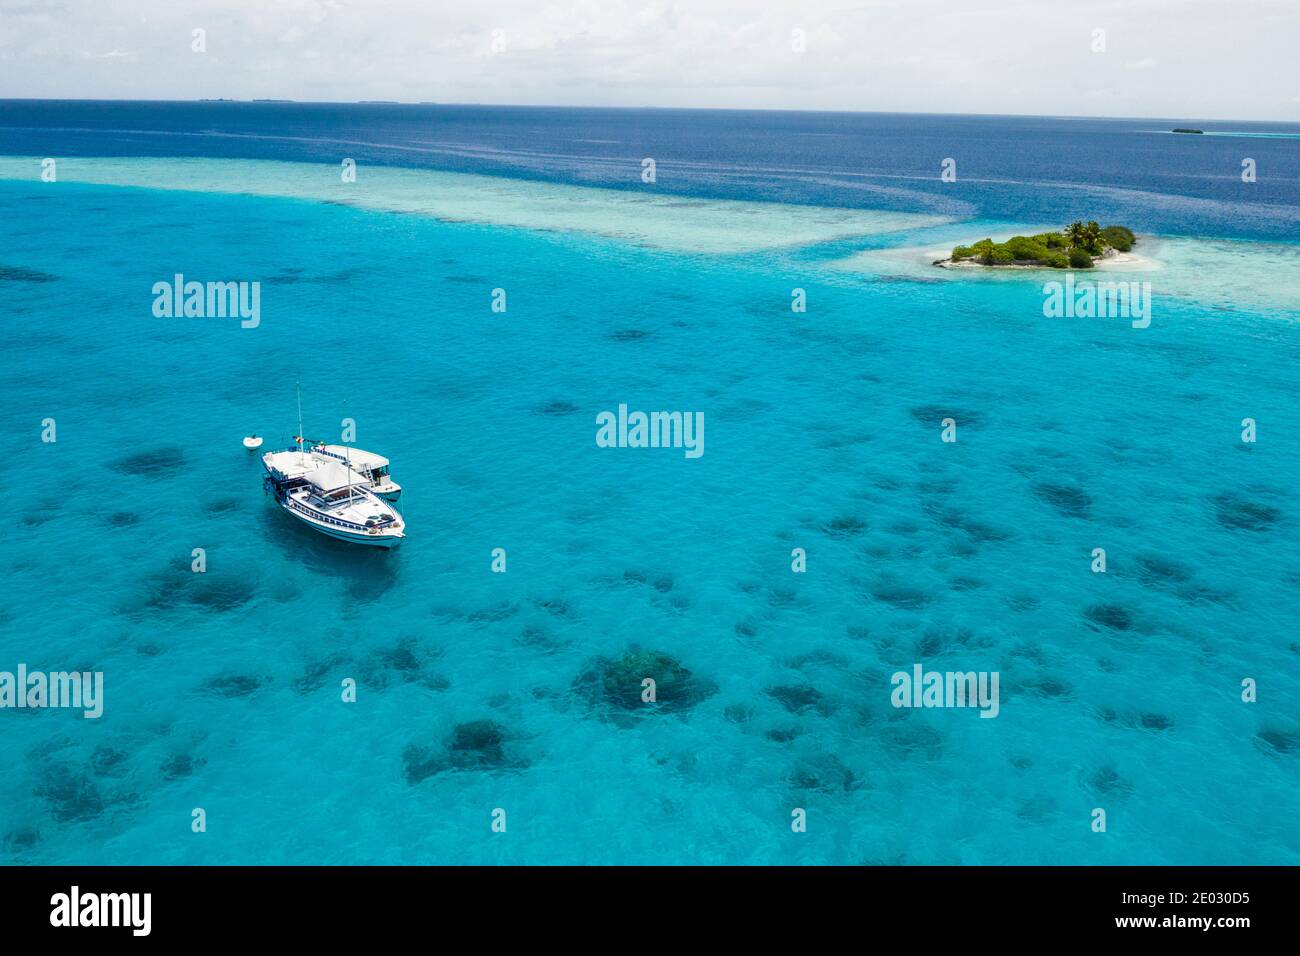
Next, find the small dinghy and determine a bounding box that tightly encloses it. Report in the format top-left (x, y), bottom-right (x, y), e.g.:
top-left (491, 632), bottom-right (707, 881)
top-left (243, 435), bottom-right (264, 449)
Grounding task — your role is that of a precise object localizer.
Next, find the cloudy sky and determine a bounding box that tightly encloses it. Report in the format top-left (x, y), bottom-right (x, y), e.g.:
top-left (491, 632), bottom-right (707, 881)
top-left (1, 0), bottom-right (1295, 120)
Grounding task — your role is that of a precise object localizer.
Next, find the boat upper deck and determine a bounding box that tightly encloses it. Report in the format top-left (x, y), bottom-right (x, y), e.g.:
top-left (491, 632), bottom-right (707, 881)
top-left (312, 444), bottom-right (390, 472)
top-left (263, 447), bottom-right (369, 484)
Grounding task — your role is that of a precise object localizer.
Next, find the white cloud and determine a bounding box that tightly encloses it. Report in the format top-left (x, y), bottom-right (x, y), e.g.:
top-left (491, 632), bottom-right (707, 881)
top-left (0, 0), bottom-right (1293, 119)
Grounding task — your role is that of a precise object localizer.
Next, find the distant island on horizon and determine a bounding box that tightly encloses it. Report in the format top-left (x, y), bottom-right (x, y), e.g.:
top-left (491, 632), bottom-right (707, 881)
top-left (9, 97), bottom-right (1290, 126)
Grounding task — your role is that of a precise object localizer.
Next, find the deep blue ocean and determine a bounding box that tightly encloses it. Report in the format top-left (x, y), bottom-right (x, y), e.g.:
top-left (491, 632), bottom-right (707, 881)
top-left (1, 101), bottom-right (1298, 864)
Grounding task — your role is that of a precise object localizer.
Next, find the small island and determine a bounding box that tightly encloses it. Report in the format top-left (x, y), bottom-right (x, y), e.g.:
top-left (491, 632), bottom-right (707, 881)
top-left (935, 222), bottom-right (1137, 270)
top-left (1172, 128), bottom-right (1204, 134)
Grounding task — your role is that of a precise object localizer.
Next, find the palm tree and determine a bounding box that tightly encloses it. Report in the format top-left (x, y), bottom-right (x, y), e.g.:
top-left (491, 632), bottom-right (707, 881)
top-left (1083, 221), bottom-right (1103, 253)
top-left (1066, 221), bottom-right (1088, 249)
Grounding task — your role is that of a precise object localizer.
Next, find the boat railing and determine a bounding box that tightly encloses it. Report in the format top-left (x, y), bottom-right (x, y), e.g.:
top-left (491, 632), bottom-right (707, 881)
top-left (285, 497), bottom-right (385, 533)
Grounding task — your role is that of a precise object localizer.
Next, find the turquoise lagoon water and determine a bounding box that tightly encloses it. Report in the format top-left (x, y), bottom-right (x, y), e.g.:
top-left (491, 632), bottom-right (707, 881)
top-left (1, 116), bottom-right (1299, 865)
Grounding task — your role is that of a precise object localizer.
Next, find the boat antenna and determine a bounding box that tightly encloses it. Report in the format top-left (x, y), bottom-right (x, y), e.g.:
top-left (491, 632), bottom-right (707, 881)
top-left (343, 398), bottom-right (354, 503)
top-left (296, 382), bottom-right (306, 466)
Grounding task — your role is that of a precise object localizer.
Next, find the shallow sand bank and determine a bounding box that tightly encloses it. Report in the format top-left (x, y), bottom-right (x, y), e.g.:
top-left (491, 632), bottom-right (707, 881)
top-left (0, 154), bottom-right (946, 255)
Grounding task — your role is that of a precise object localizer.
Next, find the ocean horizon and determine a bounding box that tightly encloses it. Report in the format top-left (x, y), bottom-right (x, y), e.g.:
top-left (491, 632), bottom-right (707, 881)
top-left (2, 100), bottom-right (1298, 866)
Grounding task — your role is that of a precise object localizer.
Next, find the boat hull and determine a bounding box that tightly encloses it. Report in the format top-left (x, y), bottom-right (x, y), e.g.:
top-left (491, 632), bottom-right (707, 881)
top-left (282, 503), bottom-right (404, 548)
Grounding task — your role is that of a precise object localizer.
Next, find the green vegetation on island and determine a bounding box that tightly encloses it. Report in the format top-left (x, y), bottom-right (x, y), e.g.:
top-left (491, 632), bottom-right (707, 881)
top-left (946, 222), bottom-right (1136, 269)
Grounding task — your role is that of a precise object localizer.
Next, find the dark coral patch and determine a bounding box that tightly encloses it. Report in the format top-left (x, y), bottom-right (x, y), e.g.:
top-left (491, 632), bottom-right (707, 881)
top-left (1084, 603), bottom-right (1133, 631)
top-left (1212, 492), bottom-right (1280, 532)
top-left (466, 602), bottom-right (518, 626)
top-left (788, 753), bottom-right (858, 793)
top-left (1174, 583), bottom-right (1235, 607)
top-left (2, 827), bottom-right (40, 854)
top-left (535, 400), bottom-right (579, 417)
top-left (262, 268), bottom-right (304, 285)
top-left (723, 703), bottom-right (754, 724)
top-left (447, 720), bottom-right (511, 770)
top-left (910, 405), bottom-right (984, 428)
top-left (35, 766), bottom-right (105, 823)
top-left (1016, 796), bottom-right (1059, 823)
top-left (376, 639), bottom-right (420, 673)
top-left (292, 653), bottom-right (350, 694)
top-left (90, 745), bottom-right (129, 777)
top-left (959, 518), bottom-right (1013, 543)
top-left (1081, 765), bottom-right (1133, 798)
top-left (160, 753), bottom-right (204, 780)
top-left (402, 750), bottom-right (442, 784)
top-left (766, 684), bottom-right (833, 716)
top-left (515, 623), bottom-right (569, 654)
top-left (1256, 727), bottom-right (1299, 755)
top-left (823, 516), bottom-right (868, 537)
top-left (403, 719), bottom-right (527, 784)
top-left (357, 638), bottom-right (445, 691)
top-left (572, 647), bottom-right (716, 715)
top-left (926, 504), bottom-right (1012, 543)
top-left (20, 510), bottom-right (56, 528)
top-left (186, 577), bottom-right (256, 611)
top-left (785, 649), bottom-right (849, 670)
top-left (199, 673), bottom-right (268, 698)
top-left (1136, 554), bottom-right (1193, 587)
top-left (880, 720), bottom-right (945, 759)
top-left (0, 264), bottom-right (58, 282)
top-left (621, 569), bottom-right (674, 593)
top-left (914, 632), bottom-right (945, 658)
top-left (766, 726), bottom-right (802, 743)
top-left (1022, 674), bottom-right (1074, 700)
top-left (533, 597), bottom-right (574, 618)
top-left (767, 587), bottom-right (798, 608)
top-left (110, 446), bottom-right (186, 478)
top-left (136, 566), bottom-right (256, 615)
top-left (1033, 482), bottom-right (1093, 519)
top-left (1139, 713), bottom-right (1174, 731)
top-left (871, 584), bottom-right (931, 610)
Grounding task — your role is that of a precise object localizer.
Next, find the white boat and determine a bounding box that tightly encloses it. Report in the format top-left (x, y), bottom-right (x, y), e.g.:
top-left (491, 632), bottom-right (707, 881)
top-left (263, 451), bottom-right (405, 549)
top-left (309, 443), bottom-right (402, 502)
